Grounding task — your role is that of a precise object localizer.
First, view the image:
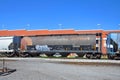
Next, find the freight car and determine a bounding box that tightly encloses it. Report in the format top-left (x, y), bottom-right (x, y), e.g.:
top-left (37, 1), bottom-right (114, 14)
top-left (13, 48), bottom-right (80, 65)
top-left (106, 33), bottom-right (120, 59)
top-left (0, 37), bottom-right (14, 56)
top-left (20, 34), bottom-right (100, 58)
top-left (0, 33), bottom-right (120, 59)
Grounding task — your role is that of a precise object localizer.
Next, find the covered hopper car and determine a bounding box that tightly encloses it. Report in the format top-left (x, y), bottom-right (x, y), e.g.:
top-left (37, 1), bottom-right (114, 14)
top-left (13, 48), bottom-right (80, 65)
top-left (20, 34), bottom-right (99, 58)
top-left (0, 37), bottom-right (14, 56)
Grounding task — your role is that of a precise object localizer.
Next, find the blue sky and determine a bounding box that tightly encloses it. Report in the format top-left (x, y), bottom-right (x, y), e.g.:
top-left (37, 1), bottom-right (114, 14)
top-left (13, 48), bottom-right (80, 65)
top-left (0, 0), bottom-right (120, 30)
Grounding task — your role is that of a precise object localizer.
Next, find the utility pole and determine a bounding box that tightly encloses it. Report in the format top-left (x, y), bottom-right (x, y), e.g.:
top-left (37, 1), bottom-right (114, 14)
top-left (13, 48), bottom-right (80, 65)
top-left (2, 59), bottom-right (6, 72)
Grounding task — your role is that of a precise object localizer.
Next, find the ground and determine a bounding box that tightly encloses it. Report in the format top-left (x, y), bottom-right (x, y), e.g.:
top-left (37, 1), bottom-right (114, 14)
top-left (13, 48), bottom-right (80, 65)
top-left (0, 58), bottom-right (120, 80)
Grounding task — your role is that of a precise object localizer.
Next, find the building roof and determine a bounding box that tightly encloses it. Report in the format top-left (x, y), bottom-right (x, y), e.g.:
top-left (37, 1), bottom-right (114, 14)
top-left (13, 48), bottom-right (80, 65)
top-left (0, 29), bottom-right (119, 36)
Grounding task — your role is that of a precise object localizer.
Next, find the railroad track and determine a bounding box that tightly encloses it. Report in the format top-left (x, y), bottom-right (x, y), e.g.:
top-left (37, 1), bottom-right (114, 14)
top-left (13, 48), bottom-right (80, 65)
top-left (0, 58), bottom-right (120, 64)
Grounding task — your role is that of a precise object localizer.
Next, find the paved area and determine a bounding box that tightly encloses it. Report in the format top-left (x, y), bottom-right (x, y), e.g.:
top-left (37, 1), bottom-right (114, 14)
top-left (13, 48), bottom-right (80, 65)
top-left (1, 58), bottom-right (120, 63)
top-left (0, 58), bottom-right (120, 80)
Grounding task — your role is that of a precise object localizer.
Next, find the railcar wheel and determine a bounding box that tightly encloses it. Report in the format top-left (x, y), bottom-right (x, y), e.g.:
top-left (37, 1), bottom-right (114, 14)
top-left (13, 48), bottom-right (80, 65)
top-left (86, 54), bottom-right (91, 59)
top-left (24, 53), bottom-right (31, 57)
top-left (8, 53), bottom-right (18, 57)
top-left (108, 55), bottom-right (115, 59)
top-left (96, 54), bottom-right (101, 59)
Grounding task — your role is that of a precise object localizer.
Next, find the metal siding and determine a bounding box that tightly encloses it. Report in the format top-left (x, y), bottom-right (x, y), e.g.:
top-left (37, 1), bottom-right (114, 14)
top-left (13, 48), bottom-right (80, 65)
top-left (29, 34), bottom-right (96, 46)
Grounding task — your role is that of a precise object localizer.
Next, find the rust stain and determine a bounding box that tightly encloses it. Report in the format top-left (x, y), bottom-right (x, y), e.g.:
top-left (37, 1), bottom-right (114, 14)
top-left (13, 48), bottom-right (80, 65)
top-left (21, 37), bottom-right (32, 50)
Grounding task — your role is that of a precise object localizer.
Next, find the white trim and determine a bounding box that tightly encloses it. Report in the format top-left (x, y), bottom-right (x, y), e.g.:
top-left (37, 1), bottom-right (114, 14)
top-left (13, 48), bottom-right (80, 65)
top-left (103, 38), bottom-right (107, 40)
top-left (96, 38), bottom-right (100, 40)
top-left (0, 50), bottom-right (13, 52)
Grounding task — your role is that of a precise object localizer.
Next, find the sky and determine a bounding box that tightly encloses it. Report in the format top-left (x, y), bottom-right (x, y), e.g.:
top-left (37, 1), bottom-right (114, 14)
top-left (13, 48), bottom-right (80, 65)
top-left (0, 0), bottom-right (120, 30)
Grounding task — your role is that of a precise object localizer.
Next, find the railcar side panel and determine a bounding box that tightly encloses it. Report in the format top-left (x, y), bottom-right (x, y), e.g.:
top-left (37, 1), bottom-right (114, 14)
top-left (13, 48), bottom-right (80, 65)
top-left (0, 37), bottom-right (14, 52)
top-left (21, 34), bottom-right (96, 52)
